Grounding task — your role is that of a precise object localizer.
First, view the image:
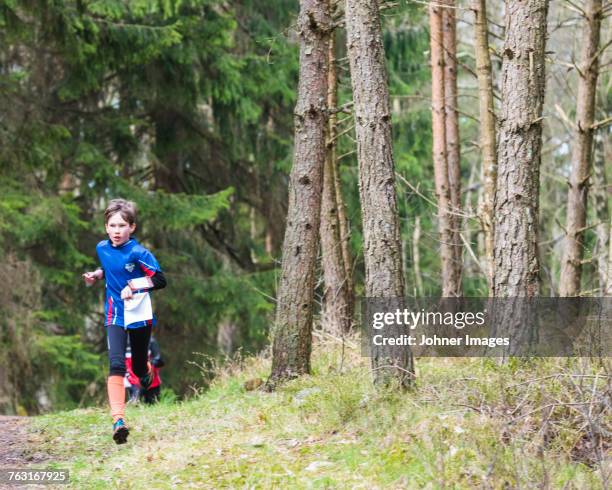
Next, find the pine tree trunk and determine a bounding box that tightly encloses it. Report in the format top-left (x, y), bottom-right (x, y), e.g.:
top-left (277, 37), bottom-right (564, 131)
top-left (592, 133), bottom-right (609, 295)
top-left (328, 7), bottom-right (354, 312)
top-left (463, 158), bottom-right (479, 277)
top-left (332, 109), bottom-right (355, 323)
top-left (443, 0), bottom-right (463, 296)
top-left (559, 0), bottom-right (603, 297)
top-left (602, 132), bottom-right (612, 296)
top-left (345, 0), bottom-right (414, 387)
top-left (267, 0), bottom-right (331, 387)
top-left (607, 218), bottom-right (612, 295)
top-left (334, 153), bottom-right (355, 322)
top-left (492, 0), bottom-right (549, 298)
top-left (320, 30), bottom-right (352, 334)
top-left (413, 215), bottom-right (424, 296)
top-left (430, 2), bottom-right (457, 297)
top-left (472, 0), bottom-right (497, 292)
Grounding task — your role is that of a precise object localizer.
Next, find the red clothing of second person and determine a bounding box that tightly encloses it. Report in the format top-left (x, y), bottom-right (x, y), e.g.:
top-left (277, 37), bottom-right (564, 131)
top-left (126, 355), bottom-right (161, 389)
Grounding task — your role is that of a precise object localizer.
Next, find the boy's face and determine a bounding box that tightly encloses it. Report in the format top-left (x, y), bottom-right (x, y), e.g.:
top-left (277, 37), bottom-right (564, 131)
top-left (105, 212), bottom-right (136, 246)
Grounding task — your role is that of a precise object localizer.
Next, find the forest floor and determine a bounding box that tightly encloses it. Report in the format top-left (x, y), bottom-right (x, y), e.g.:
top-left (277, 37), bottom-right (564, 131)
top-left (12, 337), bottom-right (612, 489)
top-left (0, 416), bottom-right (51, 489)
top-left (0, 416), bottom-right (30, 467)
top-left (0, 416), bottom-right (52, 465)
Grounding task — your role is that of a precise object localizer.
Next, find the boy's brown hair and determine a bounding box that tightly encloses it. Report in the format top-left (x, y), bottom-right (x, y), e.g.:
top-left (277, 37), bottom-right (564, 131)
top-left (104, 199), bottom-right (137, 225)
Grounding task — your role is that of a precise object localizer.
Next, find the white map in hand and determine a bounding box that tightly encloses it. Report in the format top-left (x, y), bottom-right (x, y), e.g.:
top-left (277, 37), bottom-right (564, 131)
top-left (124, 292), bottom-right (153, 325)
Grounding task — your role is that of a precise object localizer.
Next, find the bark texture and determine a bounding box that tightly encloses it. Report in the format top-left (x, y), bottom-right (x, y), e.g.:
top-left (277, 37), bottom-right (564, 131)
top-left (267, 0), bottom-right (331, 386)
top-left (345, 0), bottom-right (413, 387)
top-left (320, 30), bottom-right (353, 334)
top-left (472, 0), bottom-right (497, 291)
top-left (592, 133), bottom-right (609, 295)
top-left (413, 215), bottom-right (424, 296)
top-left (334, 149), bottom-right (355, 313)
top-left (608, 220), bottom-right (612, 295)
top-left (597, 131), bottom-right (611, 295)
top-left (559, 0), bottom-right (603, 297)
top-left (429, 2), bottom-right (458, 297)
top-left (492, 0), bottom-right (549, 298)
top-left (442, 0), bottom-right (463, 296)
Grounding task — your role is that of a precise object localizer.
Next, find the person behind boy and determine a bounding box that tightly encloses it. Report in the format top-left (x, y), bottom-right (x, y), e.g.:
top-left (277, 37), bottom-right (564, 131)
top-left (83, 199), bottom-right (167, 444)
top-left (124, 348), bottom-right (140, 404)
top-left (125, 336), bottom-right (165, 404)
top-left (143, 335), bottom-right (165, 404)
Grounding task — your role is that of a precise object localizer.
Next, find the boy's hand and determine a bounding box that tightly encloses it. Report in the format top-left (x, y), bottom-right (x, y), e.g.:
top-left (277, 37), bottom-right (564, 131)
top-left (82, 269), bottom-right (103, 286)
top-left (121, 285), bottom-right (134, 300)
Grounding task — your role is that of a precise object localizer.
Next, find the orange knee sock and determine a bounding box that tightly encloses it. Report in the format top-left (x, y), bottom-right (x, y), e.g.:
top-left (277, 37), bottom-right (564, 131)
top-left (107, 375), bottom-right (125, 423)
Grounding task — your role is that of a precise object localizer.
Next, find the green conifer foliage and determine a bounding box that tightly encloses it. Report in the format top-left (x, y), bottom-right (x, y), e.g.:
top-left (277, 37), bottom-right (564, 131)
top-left (0, 0), bottom-right (295, 410)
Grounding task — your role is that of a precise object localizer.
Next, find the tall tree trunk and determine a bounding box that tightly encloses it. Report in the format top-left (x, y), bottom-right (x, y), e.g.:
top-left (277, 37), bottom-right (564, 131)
top-left (463, 157), bottom-right (480, 277)
top-left (345, 0), bottom-right (414, 387)
top-left (334, 152), bottom-right (355, 322)
top-left (472, 0), bottom-right (497, 292)
top-left (443, 0), bottom-right (463, 296)
top-left (492, 0), bottom-right (549, 298)
top-left (559, 0), bottom-right (603, 297)
top-left (333, 111), bottom-right (355, 323)
top-left (329, 0), bottom-right (354, 310)
top-left (267, 0), bottom-right (331, 387)
top-left (320, 29), bottom-right (352, 334)
top-left (413, 215), bottom-right (424, 296)
top-left (430, 2), bottom-right (457, 297)
top-left (592, 133), bottom-right (609, 295)
top-left (607, 218), bottom-right (612, 296)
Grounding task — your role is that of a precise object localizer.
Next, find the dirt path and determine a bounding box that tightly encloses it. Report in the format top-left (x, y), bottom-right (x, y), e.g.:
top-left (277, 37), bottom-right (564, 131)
top-left (0, 416), bottom-right (52, 466)
top-left (0, 417), bottom-right (31, 467)
top-left (0, 415), bottom-right (58, 490)
top-left (0, 416), bottom-right (50, 488)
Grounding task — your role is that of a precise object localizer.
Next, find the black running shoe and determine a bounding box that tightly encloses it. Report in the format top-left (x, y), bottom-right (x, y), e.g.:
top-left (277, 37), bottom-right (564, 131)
top-left (112, 418), bottom-right (129, 444)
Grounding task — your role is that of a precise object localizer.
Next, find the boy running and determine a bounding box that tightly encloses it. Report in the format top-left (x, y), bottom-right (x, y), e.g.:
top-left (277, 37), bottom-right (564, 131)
top-left (83, 199), bottom-right (167, 444)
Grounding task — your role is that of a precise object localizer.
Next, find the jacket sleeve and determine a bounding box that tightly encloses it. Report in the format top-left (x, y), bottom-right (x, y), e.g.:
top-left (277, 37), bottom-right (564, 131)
top-left (136, 246), bottom-right (166, 290)
top-left (150, 271), bottom-right (167, 291)
top-left (137, 247), bottom-right (162, 277)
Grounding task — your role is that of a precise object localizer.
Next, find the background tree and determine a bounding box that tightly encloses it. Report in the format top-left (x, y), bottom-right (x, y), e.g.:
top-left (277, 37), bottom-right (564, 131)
top-left (443, 0), bottom-right (463, 297)
top-left (267, 0), bottom-right (331, 387)
top-left (493, 0), bottom-right (549, 298)
top-left (429, 1), bottom-right (458, 297)
top-left (472, 0), bottom-right (497, 291)
top-left (559, 0), bottom-right (604, 297)
top-left (320, 16), bottom-right (353, 335)
top-left (592, 128), bottom-right (610, 295)
top-left (345, 0), bottom-right (414, 387)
